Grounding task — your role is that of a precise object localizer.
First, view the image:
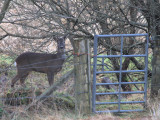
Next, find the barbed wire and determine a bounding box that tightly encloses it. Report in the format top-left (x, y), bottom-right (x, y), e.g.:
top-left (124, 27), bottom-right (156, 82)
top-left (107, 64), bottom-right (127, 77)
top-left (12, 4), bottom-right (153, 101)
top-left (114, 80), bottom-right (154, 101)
top-left (0, 58), bottom-right (89, 102)
top-left (0, 56), bottom-right (150, 102)
top-left (0, 52), bottom-right (93, 72)
top-left (0, 93), bottom-right (73, 102)
top-left (0, 61), bottom-right (85, 72)
top-left (0, 51), bottom-right (148, 72)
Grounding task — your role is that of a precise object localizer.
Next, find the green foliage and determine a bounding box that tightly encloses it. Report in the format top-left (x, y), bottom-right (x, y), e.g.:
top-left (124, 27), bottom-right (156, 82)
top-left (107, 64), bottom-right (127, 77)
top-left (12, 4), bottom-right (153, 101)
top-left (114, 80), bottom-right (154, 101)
top-left (120, 104), bottom-right (143, 110)
top-left (96, 86), bottom-right (116, 93)
top-left (148, 54), bottom-right (152, 71)
top-left (96, 86), bottom-right (106, 93)
top-left (0, 54), bottom-right (16, 77)
top-left (96, 104), bottom-right (118, 111)
top-left (0, 54), bottom-right (14, 65)
top-left (0, 104), bottom-right (3, 118)
top-left (0, 108), bottom-right (3, 118)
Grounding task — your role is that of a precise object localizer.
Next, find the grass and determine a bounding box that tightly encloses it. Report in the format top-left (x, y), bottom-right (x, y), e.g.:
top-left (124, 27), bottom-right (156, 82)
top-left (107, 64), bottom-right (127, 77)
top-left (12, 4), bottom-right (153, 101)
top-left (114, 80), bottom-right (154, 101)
top-left (0, 105), bottom-right (152, 120)
top-left (0, 72), bottom-right (156, 120)
top-left (95, 93), bottom-right (144, 112)
top-left (0, 53), bottom-right (156, 120)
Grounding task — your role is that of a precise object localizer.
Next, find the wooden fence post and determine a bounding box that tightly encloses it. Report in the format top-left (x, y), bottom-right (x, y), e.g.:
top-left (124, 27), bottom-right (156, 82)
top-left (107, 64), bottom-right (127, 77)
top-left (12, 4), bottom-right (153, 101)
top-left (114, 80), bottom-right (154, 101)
top-left (73, 39), bottom-right (91, 115)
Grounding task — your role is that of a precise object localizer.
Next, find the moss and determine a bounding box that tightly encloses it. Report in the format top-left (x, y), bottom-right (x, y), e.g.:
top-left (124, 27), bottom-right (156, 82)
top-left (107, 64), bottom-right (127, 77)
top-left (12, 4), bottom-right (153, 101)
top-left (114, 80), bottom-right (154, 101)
top-left (44, 92), bottom-right (75, 110)
top-left (54, 93), bottom-right (75, 109)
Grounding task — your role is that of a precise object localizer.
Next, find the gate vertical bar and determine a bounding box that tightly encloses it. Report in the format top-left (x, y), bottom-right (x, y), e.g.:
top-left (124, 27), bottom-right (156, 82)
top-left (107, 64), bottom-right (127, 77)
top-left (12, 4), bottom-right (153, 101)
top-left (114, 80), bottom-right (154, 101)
top-left (118, 36), bottom-right (124, 111)
top-left (92, 35), bottom-right (98, 112)
top-left (144, 34), bottom-right (149, 108)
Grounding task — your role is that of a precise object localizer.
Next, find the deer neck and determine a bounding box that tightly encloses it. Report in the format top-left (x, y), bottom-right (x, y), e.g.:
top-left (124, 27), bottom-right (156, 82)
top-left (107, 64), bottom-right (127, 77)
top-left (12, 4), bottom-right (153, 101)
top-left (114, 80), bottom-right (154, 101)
top-left (57, 50), bottom-right (66, 60)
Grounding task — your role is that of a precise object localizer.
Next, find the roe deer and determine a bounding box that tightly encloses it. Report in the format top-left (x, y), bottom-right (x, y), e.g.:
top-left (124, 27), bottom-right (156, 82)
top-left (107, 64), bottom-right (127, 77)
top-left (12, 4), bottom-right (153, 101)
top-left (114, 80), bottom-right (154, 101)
top-left (11, 36), bottom-right (66, 87)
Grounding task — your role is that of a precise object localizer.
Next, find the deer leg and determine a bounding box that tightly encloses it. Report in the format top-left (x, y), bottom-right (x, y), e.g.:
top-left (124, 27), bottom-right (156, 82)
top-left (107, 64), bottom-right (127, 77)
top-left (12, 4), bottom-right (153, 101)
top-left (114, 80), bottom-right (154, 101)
top-left (47, 72), bottom-right (54, 86)
top-left (20, 73), bottom-right (29, 86)
top-left (11, 75), bottom-right (19, 87)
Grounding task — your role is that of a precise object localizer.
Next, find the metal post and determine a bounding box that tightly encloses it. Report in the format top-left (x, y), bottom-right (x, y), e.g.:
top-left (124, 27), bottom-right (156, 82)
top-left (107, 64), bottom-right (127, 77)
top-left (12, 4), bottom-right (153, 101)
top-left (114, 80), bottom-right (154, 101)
top-left (144, 34), bottom-right (149, 109)
top-left (92, 35), bottom-right (98, 112)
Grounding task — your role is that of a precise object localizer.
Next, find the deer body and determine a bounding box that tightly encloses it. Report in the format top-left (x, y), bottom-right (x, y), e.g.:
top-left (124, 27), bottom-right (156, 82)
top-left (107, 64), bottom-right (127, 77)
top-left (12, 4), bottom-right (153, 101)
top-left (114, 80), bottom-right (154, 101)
top-left (11, 37), bottom-right (66, 87)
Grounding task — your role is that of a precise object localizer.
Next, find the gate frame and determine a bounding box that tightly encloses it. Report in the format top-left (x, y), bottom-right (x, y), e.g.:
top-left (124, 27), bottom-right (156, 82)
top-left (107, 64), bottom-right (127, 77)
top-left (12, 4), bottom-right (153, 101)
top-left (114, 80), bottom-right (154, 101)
top-left (92, 34), bottom-right (149, 113)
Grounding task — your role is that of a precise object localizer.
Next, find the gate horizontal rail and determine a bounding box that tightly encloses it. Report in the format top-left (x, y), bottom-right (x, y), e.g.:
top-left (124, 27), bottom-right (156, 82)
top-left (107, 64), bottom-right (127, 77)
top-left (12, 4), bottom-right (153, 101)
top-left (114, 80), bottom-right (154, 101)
top-left (96, 81), bottom-right (145, 85)
top-left (96, 101), bottom-right (145, 105)
top-left (96, 91), bottom-right (145, 95)
top-left (97, 54), bottom-right (147, 58)
top-left (96, 109), bottom-right (144, 113)
top-left (96, 70), bottom-right (145, 74)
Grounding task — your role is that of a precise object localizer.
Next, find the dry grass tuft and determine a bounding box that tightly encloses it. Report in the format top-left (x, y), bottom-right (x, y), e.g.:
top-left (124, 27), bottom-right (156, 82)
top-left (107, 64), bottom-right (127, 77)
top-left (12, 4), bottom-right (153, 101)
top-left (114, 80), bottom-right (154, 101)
top-left (148, 98), bottom-right (160, 120)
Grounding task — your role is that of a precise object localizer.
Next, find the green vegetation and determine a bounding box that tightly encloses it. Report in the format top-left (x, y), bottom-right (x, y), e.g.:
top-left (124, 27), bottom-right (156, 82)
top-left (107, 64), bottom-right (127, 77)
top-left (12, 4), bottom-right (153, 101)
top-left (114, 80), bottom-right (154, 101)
top-left (52, 92), bottom-right (75, 109)
top-left (0, 54), bottom-right (14, 65)
top-left (0, 106), bottom-right (3, 118)
top-left (0, 54), bottom-right (16, 77)
top-left (0, 52), bottom-right (154, 119)
top-left (93, 54), bottom-right (153, 113)
top-left (4, 88), bottom-right (33, 106)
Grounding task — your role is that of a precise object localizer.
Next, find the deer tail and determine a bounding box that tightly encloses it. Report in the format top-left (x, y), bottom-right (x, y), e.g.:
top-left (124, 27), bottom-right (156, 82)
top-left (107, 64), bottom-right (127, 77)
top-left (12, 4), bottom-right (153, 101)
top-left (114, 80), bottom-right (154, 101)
top-left (14, 62), bottom-right (17, 66)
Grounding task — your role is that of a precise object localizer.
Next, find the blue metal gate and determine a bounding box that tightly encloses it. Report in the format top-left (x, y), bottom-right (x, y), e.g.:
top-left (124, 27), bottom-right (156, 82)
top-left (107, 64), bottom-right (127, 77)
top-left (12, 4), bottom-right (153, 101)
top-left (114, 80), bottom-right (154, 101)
top-left (92, 34), bottom-right (149, 113)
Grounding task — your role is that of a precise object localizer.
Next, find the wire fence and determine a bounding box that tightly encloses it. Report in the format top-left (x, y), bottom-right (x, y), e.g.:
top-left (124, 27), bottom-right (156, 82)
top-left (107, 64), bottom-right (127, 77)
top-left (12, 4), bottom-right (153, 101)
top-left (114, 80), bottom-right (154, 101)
top-left (0, 53), bottom-right (87, 103)
top-left (0, 36), bottom-right (153, 117)
top-left (0, 52), bottom-right (88, 72)
top-left (0, 93), bottom-right (71, 101)
top-left (0, 51), bottom-right (152, 95)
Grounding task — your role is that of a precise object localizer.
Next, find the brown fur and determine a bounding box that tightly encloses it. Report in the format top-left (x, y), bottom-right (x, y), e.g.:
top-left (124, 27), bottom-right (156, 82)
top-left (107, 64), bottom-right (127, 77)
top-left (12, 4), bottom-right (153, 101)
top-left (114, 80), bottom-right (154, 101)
top-left (11, 37), bottom-right (66, 87)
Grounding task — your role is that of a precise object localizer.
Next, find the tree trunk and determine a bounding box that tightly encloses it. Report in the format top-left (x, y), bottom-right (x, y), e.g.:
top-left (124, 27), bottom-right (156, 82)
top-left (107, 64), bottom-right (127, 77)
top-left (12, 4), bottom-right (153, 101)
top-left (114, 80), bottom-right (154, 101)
top-left (151, 36), bottom-right (160, 97)
top-left (132, 0), bottom-right (160, 98)
top-left (73, 39), bottom-right (91, 114)
top-left (149, 0), bottom-right (160, 98)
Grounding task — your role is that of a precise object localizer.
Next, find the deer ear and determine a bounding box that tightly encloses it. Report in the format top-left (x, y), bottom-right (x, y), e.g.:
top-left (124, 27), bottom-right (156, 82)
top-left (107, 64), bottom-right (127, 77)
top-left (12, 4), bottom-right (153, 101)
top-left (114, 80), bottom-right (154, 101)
top-left (63, 33), bottom-right (69, 40)
top-left (53, 36), bottom-right (59, 42)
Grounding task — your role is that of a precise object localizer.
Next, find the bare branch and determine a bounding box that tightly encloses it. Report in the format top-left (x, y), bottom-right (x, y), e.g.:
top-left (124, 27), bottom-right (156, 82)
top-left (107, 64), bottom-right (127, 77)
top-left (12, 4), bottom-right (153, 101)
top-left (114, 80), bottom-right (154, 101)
top-left (0, 34), bottom-right (8, 40)
top-left (0, 0), bottom-right (12, 24)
